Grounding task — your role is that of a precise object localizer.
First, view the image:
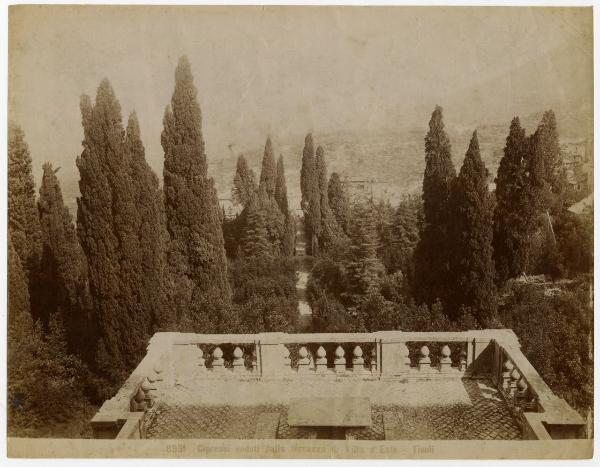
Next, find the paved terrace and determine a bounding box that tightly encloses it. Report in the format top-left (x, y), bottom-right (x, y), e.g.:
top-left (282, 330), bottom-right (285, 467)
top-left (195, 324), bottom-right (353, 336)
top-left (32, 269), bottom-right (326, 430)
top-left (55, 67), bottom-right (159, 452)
top-left (145, 378), bottom-right (520, 440)
top-left (91, 330), bottom-right (586, 441)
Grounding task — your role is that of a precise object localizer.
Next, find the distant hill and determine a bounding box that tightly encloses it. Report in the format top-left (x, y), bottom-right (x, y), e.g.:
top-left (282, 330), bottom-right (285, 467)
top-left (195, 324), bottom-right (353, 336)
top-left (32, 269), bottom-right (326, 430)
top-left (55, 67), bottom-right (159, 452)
top-left (59, 106), bottom-right (592, 215)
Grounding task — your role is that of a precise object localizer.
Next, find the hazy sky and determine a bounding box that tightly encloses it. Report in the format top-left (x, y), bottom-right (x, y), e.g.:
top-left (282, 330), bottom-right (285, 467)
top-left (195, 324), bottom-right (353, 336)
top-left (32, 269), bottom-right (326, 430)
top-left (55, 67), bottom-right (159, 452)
top-left (8, 6), bottom-right (593, 194)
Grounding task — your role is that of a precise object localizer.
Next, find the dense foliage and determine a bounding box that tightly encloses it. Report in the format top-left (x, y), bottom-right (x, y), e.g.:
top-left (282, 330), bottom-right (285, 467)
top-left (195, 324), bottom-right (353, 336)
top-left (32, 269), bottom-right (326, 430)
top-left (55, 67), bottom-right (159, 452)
top-left (300, 134), bottom-right (321, 255)
top-left (77, 80), bottom-right (164, 379)
top-left (327, 172), bottom-right (351, 235)
top-left (413, 106), bottom-right (456, 307)
top-left (446, 132), bottom-right (497, 324)
top-left (7, 57), bottom-right (593, 440)
top-left (499, 281), bottom-right (593, 413)
top-left (493, 117), bottom-right (534, 283)
top-left (8, 123), bottom-right (42, 276)
top-left (162, 56), bottom-right (231, 326)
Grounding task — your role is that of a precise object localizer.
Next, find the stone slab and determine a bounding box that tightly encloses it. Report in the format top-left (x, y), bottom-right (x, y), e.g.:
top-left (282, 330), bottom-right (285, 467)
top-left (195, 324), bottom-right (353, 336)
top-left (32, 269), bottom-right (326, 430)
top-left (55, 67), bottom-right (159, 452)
top-left (287, 397), bottom-right (371, 427)
top-left (253, 413), bottom-right (280, 439)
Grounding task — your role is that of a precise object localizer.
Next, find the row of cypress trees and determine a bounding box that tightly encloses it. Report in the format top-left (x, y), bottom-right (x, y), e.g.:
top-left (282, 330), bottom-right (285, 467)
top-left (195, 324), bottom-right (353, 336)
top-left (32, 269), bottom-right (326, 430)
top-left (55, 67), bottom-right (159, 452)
top-left (8, 56), bottom-right (233, 401)
top-left (228, 137), bottom-right (295, 259)
top-left (300, 134), bottom-right (349, 256)
top-left (414, 106), bottom-right (565, 325)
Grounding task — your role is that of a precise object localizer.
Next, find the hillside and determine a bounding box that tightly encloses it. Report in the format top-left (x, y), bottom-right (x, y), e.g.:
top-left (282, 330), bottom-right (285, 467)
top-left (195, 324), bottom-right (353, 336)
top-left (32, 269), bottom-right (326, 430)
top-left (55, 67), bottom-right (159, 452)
top-left (58, 106), bottom-right (592, 214)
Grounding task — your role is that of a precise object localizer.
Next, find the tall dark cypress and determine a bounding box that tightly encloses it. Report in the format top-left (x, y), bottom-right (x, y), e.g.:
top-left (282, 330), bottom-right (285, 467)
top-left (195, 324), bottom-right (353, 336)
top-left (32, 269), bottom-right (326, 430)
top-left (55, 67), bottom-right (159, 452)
top-left (275, 154), bottom-right (289, 215)
top-left (125, 113), bottom-right (167, 325)
top-left (162, 56), bottom-right (231, 325)
top-left (316, 146), bottom-right (346, 251)
top-left (413, 106), bottom-right (456, 306)
top-left (300, 134), bottom-right (321, 255)
top-left (345, 202), bottom-right (385, 299)
top-left (37, 163), bottom-right (94, 355)
top-left (77, 79), bottom-right (159, 376)
top-left (258, 137), bottom-right (276, 198)
top-left (241, 197), bottom-right (273, 259)
top-left (493, 117), bottom-right (533, 283)
top-left (275, 155), bottom-right (296, 256)
top-left (328, 172), bottom-right (351, 235)
top-left (447, 132), bottom-right (497, 324)
top-left (232, 154), bottom-right (257, 208)
top-left (528, 110), bottom-right (566, 215)
top-left (8, 124), bottom-right (42, 277)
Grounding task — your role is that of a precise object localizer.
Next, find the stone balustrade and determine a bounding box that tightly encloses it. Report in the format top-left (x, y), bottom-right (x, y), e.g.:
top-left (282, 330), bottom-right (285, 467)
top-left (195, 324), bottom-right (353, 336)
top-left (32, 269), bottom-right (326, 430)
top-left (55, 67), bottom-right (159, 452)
top-left (91, 329), bottom-right (586, 440)
top-left (491, 338), bottom-right (587, 440)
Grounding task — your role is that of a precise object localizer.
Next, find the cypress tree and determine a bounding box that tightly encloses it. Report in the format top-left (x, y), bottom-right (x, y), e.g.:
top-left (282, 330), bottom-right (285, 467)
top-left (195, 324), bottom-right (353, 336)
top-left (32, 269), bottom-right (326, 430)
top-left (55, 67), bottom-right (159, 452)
top-left (328, 172), bottom-right (351, 235)
top-left (125, 113), bottom-right (167, 325)
top-left (316, 146), bottom-right (347, 251)
top-left (258, 137), bottom-right (276, 198)
top-left (256, 137), bottom-right (286, 254)
top-left (345, 202), bottom-right (385, 300)
top-left (381, 195), bottom-right (421, 277)
top-left (274, 154), bottom-right (289, 214)
top-left (282, 214), bottom-right (297, 257)
top-left (414, 106), bottom-right (456, 306)
top-left (162, 56), bottom-right (231, 325)
top-left (300, 134), bottom-right (321, 255)
top-left (77, 79), bottom-right (158, 376)
top-left (275, 154), bottom-right (296, 256)
top-left (8, 124), bottom-right (42, 276)
top-left (232, 154), bottom-right (257, 207)
top-left (8, 234), bottom-right (42, 430)
top-left (529, 110), bottom-right (567, 215)
top-left (242, 198), bottom-right (273, 259)
top-left (37, 163), bottom-right (95, 355)
top-left (447, 132), bottom-right (497, 324)
top-left (493, 117), bottom-right (533, 283)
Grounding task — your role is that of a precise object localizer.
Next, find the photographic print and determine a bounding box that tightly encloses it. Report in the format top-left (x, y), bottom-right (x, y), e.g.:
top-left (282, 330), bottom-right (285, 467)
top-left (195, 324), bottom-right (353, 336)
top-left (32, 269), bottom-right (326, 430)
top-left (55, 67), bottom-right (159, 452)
top-left (6, 4), bottom-right (594, 459)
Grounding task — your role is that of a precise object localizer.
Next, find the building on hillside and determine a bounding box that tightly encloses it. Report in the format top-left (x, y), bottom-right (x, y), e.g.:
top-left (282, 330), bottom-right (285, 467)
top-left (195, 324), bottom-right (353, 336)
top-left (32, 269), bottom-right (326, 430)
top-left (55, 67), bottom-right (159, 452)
top-left (341, 176), bottom-right (375, 202)
top-left (340, 176), bottom-right (404, 205)
top-left (219, 198), bottom-right (243, 219)
top-left (561, 139), bottom-right (593, 201)
top-left (91, 330), bottom-right (587, 442)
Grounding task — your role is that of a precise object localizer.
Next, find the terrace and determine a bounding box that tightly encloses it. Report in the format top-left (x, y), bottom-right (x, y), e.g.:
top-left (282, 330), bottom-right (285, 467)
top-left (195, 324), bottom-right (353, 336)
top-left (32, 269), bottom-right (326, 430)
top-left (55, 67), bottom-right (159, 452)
top-left (91, 330), bottom-right (586, 441)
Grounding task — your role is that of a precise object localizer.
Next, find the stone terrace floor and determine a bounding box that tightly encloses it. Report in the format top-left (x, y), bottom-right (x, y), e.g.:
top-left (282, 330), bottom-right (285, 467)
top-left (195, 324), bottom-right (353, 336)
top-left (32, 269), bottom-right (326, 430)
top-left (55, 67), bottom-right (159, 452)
top-left (145, 377), bottom-right (521, 440)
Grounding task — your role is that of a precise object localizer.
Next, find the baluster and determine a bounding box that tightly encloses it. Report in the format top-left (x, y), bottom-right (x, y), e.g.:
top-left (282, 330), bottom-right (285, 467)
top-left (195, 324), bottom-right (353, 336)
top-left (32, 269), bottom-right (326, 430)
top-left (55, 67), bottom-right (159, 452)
top-left (131, 386), bottom-right (146, 412)
top-left (459, 348), bottom-right (467, 372)
top-left (197, 347), bottom-right (206, 372)
top-left (141, 377), bottom-right (155, 408)
top-left (400, 343), bottom-right (411, 372)
top-left (232, 346), bottom-right (245, 373)
top-left (251, 347), bottom-right (258, 373)
top-left (509, 368), bottom-right (521, 397)
top-left (315, 346), bottom-right (328, 373)
top-left (370, 347), bottom-right (378, 374)
top-left (212, 347), bottom-right (225, 372)
top-left (439, 345), bottom-right (452, 373)
top-left (297, 346), bottom-right (311, 373)
top-left (352, 346), bottom-right (366, 374)
top-left (515, 377), bottom-right (528, 407)
top-left (283, 346), bottom-right (292, 370)
top-left (418, 345), bottom-right (431, 371)
top-left (502, 359), bottom-right (514, 391)
top-left (334, 346), bottom-right (346, 374)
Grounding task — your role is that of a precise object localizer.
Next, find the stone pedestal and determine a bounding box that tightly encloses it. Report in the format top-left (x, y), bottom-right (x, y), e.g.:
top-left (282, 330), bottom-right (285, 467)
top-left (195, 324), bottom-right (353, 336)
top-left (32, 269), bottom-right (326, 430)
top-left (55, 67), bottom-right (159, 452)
top-left (378, 340), bottom-right (411, 376)
top-left (256, 333), bottom-right (289, 377)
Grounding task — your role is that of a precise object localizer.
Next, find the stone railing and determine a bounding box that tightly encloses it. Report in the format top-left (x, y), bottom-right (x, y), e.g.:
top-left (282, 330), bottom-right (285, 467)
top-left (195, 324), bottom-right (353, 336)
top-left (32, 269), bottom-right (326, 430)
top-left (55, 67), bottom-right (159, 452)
top-left (90, 333), bottom-right (171, 439)
top-left (490, 337), bottom-right (587, 440)
top-left (91, 329), bottom-right (586, 440)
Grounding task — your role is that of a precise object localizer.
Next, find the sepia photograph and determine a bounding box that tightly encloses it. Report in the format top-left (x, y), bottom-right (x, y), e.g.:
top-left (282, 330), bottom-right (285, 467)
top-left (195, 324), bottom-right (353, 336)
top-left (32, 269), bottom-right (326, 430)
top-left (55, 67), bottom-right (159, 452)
top-left (4, 3), bottom-right (595, 460)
